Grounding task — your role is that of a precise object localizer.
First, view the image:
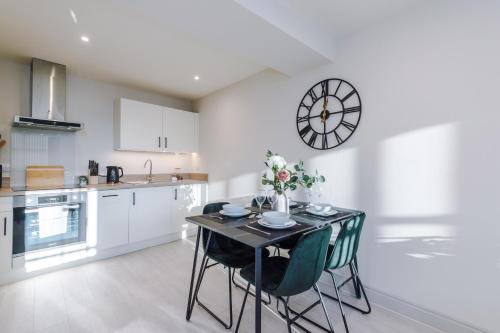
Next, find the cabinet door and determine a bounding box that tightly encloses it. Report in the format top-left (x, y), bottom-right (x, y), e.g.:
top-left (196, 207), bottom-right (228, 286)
top-left (0, 211), bottom-right (13, 273)
top-left (170, 184), bottom-right (207, 235)
top-left (129, 187), bottom-right (172, 243)
top-left (97, 190), bottom-right (130, 250)
top-left (164, 108), bottom-right (195, 153)
top-left (117, 98), bottom-right (164, 152)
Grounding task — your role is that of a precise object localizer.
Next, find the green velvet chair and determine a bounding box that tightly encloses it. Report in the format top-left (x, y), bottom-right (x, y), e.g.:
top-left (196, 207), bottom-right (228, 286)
top-left (235, 225), bottom-right (334, 333)
top-left (191, 202), bottom-right (270, 329)
top-left (323, 213), bottom-right (371, 333)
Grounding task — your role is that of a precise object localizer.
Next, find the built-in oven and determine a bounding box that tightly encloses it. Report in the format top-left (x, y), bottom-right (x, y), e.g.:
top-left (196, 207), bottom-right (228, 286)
top-left (13, 190), bottom-right (87, 259)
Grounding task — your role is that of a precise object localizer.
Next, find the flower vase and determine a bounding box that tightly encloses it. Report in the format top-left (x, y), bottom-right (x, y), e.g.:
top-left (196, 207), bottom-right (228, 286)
top-left (274, 192), bottom-right (289, 214)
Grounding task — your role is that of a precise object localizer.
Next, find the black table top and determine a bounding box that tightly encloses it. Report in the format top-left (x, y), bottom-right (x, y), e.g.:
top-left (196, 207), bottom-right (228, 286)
top-left (185, 205), bottom-right (362, 248)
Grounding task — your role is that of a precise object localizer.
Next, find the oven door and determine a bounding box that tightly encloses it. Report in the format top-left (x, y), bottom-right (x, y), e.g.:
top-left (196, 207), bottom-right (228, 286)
top-left (13, 200), bottom-right (87, 256)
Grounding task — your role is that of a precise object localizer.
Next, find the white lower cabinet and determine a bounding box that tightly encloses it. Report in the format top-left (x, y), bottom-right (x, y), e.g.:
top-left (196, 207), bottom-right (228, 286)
top-left (0, 210), bottom-right (13, 274)
top-left (170, 184), bottom-right (207, 235)
top-left (97, 190), bottom-right (130, 250)
top-left (129, 187), bottom-right (173, 243)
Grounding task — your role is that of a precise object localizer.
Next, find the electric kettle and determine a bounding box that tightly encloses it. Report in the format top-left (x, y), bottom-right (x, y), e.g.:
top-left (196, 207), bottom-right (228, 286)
top-left (106, 166), bottom-right (123, 184)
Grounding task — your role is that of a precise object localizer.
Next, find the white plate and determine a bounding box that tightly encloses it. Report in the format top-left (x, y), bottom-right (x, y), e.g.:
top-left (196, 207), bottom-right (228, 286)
top-left (219, 209), bottom-right (251, 217)
top-left (257, 219), bottom-right (296, 230)
top-left (306, 207), bottom-right (338, 217)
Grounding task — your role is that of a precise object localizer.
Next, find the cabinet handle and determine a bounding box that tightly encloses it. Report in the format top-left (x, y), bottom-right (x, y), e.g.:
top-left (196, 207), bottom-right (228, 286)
top-left (158, 136), bottom-right (161, 148)
top-left (174, 188), bottom-right (178, 200)
top-left (164, 137), bottom-right (167, 148)
top-left (102, 194), bottom-right (118, 198)
top-left (3, 217), bottom-right (6, 236)
top-left (133, 192), bottom-right (136, 205)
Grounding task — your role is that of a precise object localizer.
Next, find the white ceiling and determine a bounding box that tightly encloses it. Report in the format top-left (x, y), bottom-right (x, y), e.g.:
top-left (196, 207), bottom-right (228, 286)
top-left (0, 0), bottom-right (422, 100)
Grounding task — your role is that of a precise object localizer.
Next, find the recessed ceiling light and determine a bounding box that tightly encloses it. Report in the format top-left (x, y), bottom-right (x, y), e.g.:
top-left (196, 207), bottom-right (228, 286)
top-left (81, 36), bottom-right (90, 43)
top-left (193, 76), bottom-right (200, 81)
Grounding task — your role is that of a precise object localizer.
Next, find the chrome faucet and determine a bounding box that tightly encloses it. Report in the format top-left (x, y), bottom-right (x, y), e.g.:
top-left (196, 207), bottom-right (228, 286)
top-left (144, 159), bottom-right (153, 183)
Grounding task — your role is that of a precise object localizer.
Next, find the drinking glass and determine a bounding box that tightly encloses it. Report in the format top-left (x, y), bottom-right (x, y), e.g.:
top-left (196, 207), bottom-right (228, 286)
top-left (255, 190), bottom-right (267, 213)
top-left (267, 191), bottom-right (278, 211)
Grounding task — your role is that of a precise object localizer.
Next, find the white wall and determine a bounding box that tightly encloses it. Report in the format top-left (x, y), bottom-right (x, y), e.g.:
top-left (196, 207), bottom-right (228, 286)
top-left (196, 1), bottom-right (500, 332)
top-left (0, 57), bottom-right (198, 180)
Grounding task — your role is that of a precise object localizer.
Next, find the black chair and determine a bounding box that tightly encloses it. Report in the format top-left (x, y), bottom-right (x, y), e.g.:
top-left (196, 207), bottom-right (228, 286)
top-left (235, 225), bottom-right (334, 333)
top-left (189, 202), bottom-right (270, 329)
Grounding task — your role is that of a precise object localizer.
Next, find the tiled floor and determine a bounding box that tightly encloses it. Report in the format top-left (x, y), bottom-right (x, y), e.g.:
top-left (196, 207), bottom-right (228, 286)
top-left (0, 238), bottom-right (443, 333)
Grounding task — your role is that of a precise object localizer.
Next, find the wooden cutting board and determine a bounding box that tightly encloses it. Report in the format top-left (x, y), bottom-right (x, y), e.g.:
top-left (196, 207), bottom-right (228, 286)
top-left (26, 165), bottom-right (65, 187)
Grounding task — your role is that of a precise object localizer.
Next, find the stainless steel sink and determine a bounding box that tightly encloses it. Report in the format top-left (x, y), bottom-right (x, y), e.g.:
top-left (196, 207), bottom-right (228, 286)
top-left (123, 180), bottom-right (151, 185)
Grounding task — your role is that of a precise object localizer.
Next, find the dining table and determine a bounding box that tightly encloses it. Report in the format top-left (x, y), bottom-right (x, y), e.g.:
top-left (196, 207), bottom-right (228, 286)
top-left (185, 202), bottom-right (363, 333)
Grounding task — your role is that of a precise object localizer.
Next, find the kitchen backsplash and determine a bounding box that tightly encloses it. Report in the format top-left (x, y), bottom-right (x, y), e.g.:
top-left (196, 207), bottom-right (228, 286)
top-left (10, 128), bottom-right (76, 186)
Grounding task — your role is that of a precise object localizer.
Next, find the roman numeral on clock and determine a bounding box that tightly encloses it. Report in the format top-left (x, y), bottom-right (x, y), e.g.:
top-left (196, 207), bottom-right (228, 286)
top-left (297, 115), bottom-right (309, 123)
top-left (308, 132), bottom-right (318, 146)
top-left (322, 133), bottom-right (328, 149)
top-left (344, 106), bottom-right (361, 114)
top-left (307, 89), bottom-right (319, 103)
top-left (334, 130), bottom-right (343, 145)
top-left (299, 124), bottom-right (312, 138)
top-left (320, 80), bottom-right (328, 97)
top-left (341, 89), bottom-right (356, 102)
top-left (300, 101), bottom-right (311, 111)
top-left (341, 120), bottom-right (356, 131)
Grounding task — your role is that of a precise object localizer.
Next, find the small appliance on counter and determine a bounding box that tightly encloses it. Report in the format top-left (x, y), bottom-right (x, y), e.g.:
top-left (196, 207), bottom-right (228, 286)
top-left (88, 160), bottom-right (99, 185)
top-left (106, 166), bottom-right (123, 184)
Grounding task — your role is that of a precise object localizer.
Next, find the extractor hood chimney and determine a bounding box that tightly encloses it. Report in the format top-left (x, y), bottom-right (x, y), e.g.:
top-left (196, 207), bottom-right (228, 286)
top-left (13, 58), bottom-right (84, 131)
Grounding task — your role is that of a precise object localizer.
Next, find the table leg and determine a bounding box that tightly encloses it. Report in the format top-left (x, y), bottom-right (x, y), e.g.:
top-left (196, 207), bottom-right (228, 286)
top-left (186, 226), bottom-right (201, 320)
top-left (255, 247), bottom-right (262, 333)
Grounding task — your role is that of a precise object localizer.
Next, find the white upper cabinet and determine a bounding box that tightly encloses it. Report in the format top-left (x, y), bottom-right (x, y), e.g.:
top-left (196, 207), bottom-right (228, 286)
top-left (164, 107), bottom-right (197, 153)
top-left (114, 98), bottom-right (164, 152)
top-left (114, 98), bottom-right (198, 153)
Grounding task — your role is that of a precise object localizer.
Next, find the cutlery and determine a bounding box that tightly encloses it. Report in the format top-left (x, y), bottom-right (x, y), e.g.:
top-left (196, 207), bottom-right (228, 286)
top-left (245, 225), bottom-right (271, 235)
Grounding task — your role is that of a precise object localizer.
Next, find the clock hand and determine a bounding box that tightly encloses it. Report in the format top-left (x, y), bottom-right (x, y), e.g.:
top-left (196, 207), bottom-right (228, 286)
top-left (321, 95), bottom-right (329, 123)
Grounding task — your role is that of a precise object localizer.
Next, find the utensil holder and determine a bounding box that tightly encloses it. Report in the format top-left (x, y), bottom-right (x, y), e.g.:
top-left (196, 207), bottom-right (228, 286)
top-left (88, 175), bottom-right (99, 185)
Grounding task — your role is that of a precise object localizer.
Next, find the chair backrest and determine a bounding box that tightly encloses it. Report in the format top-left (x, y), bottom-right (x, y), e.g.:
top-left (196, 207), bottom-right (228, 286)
top-left (202, 202), bottom-right (229, 251)
top-left (325, 213), bottom-right (365, 270)
top-left (274, 225), bottom-right (332, 297)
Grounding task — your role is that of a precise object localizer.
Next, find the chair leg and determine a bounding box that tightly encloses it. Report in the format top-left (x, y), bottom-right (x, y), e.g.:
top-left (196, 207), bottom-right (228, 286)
top-left (315, 283), bottom-right (335, 333)
top-left (231, 269), bottom-right (272, 305)
top-left (235, 283), bottom-right (251, 333)
top-left (283, 297), bottom-right (293, 333)
top-left (351, 263), bottom-right (372, 314)
top-left (331, 273), bottom-right (349, 333)
top-left (195, 263), bottom-right (234, 329)
top-left (322, 268), bottom-right (371, 315)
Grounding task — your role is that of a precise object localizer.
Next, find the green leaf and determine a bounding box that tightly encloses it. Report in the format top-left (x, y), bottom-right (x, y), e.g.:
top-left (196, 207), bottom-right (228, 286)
top-left (319, 175), bottom-right (326, 182)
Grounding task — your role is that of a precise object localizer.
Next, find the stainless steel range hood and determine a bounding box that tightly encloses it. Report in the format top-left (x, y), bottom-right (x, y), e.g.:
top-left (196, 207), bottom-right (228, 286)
top-left (13, 58), bottom-right (84, 131)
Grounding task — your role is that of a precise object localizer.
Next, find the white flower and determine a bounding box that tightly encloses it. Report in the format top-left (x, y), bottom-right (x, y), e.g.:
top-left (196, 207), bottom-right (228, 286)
top-left (268, 155), bottom-right (287, 169)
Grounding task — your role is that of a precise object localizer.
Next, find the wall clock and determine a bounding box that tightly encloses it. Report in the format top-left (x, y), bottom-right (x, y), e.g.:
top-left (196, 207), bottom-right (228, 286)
top-left (296, 78), bottom-right (362, 150)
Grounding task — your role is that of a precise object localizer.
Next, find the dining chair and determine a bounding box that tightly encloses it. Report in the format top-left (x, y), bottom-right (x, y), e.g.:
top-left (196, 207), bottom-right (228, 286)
top-left (235, 224), bottom-right (334, 333)
top-left (294, 213), bottom-right (371, 333)
top-left (190, 202), bottom-right (270, 329)
top-left (323, 212), bottom-right (371, 333)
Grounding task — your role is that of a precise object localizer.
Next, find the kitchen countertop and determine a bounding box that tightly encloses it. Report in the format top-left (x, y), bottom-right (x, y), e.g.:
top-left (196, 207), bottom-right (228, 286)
top-left (0, 179), bottom-right (208, 197)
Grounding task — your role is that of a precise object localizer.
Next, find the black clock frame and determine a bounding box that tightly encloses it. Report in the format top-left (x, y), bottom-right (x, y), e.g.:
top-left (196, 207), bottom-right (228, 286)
top-left (296, 78), bottom-right (362, 150)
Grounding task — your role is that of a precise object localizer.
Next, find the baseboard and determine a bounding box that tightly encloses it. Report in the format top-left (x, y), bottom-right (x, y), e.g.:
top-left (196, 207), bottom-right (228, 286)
top-left (364, 288), bottom-right (487, 333)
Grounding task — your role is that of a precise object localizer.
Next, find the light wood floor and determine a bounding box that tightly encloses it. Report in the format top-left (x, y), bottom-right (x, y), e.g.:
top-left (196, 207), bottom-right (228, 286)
top-left (0, 238), bottom-right (444, 333)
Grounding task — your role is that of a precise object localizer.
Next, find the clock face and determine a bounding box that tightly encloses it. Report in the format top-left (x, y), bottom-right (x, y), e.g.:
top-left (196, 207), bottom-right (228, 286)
top-left (296, 78), bottom-right (362, 150)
